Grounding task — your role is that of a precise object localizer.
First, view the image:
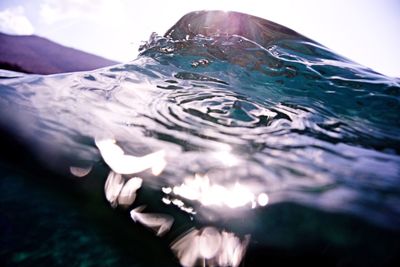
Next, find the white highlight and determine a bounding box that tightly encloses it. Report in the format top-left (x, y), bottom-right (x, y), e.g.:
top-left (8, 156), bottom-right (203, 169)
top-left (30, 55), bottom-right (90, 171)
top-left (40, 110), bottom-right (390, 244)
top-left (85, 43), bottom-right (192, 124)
top-left (212, 144), bottom-right (239, 167)
top-left (218, 231), bottom-right (250, 267)
top-left (172, 174), bottom-right (256, 208)
top-left (257, 193), bottom-right (269, 206)
top-left (199, 227), bottom-right (222, 259)
top-left (104, 171), bottom-right (124, 207)
top-left (213, 150), bottom-right (239, 167)
top-left (130, 206), bottom-right (174, 236)
top-left (95, 138), bottom-right (166, 175)
top-left (104, 171), bottom-right (143, 207)
top-left (162, 197), bottom-right (171, 205)
top-left (118, 177), bottom-right (143, 206)
top-left (171, 227), bottom-right (250, 267)
top-left (162, 187), bottom-right (172, 194)
top-left (171, 229), bottom-right (200, 267)
top-left (172, 198), bottom-right (184, 207)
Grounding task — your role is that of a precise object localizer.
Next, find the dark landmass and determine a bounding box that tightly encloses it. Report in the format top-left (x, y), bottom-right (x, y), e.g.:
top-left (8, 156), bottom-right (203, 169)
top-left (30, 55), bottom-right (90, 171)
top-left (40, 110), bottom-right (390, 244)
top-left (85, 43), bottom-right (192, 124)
top-left (0, 32), bottom-right (118, 75)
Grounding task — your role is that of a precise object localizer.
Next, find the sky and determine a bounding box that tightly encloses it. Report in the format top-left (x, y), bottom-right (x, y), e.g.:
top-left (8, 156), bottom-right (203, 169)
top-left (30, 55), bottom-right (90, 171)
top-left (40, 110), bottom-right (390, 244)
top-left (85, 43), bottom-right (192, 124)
top-left (0, 0), bottom-right (399, 77)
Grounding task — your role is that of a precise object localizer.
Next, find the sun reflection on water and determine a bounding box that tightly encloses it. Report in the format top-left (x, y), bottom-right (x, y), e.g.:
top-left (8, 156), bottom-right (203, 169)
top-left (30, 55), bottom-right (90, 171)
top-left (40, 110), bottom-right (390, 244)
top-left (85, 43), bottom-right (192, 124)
top-left (257, 192), bottom-right (269, 206)
top-left (168, 174), bottom-right (268, 210)
top-left (211, 144), bottom-right (240, 167)
top-left (171, 227), bottom-right (250, 267)
top-left (95, 138), bottom-right (263, 267)
top-left (130, 205), bottom-right (174, 236)
top-left (95, 138), bottom-right (166, 175)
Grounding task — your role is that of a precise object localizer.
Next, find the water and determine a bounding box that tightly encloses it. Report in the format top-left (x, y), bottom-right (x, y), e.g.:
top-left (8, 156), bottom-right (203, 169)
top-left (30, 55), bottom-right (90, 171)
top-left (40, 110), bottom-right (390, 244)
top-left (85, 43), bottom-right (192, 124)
top-left (1, 11), bottom-right (399, 266)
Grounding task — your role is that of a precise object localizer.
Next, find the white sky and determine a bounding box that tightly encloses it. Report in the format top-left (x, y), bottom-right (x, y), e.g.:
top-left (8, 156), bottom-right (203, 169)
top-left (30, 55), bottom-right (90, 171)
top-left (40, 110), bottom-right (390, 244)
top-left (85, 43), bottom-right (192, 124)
top-left (0, 0), bottom-right (399, 77)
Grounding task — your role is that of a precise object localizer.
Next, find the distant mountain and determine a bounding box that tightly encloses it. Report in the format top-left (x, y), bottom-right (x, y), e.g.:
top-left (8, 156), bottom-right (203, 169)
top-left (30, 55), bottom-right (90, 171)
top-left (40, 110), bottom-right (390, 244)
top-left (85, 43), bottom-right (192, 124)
top-left (0, 32), bottom-right (119, 75)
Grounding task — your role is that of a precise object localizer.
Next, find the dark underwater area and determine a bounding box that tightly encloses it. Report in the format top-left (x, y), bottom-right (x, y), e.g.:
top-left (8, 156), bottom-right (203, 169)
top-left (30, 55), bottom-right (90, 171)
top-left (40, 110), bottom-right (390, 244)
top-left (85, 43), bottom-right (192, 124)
top-left (1, 10), bottom-right (400, 267)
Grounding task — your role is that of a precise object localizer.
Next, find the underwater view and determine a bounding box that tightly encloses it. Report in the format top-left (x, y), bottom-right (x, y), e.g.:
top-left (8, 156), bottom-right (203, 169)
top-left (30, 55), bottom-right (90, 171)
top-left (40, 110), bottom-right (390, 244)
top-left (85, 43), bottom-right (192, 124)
top-left (0, 10), bottom-right (400, 266)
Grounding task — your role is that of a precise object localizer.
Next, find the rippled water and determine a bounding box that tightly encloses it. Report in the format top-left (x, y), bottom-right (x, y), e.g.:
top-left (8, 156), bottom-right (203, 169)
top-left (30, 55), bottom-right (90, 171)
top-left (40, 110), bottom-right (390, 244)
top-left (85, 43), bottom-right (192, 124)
top-left (1, 10), bottom-right (399, 267)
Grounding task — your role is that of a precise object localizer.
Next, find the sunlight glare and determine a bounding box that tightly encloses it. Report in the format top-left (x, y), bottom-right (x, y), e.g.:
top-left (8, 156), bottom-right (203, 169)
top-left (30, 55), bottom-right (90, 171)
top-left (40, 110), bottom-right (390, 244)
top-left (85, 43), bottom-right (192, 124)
top-left (104, 170), bottom-right (143, 207)
top-left (171, 226), bottom-right (250, 267)
top-left (95, 138), bottom-right (166, 175)
top-left (172, 174), bottom-right (256, 208)
top-left (130, 206), bottom-right (174, 236)
top-left (117, 177), bottom-right (143, 206)
top-left (257, 193), bottom-right (269, 206)
top-left (213, 150), bottom-right (239, 167)
top-left (104, 171), bottom-right (124, 207)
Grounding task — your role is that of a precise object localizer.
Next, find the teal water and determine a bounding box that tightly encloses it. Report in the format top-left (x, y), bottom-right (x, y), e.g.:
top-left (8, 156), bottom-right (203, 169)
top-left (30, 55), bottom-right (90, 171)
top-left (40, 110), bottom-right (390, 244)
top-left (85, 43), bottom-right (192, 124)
top-left (0, 11), bottom-right (399, 267)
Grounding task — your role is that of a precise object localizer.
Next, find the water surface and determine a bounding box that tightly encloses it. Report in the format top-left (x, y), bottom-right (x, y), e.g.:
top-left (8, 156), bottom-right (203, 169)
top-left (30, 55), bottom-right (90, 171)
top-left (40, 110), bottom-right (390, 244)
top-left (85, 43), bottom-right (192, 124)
top-left (0, 10), bottom-right (399, 267)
